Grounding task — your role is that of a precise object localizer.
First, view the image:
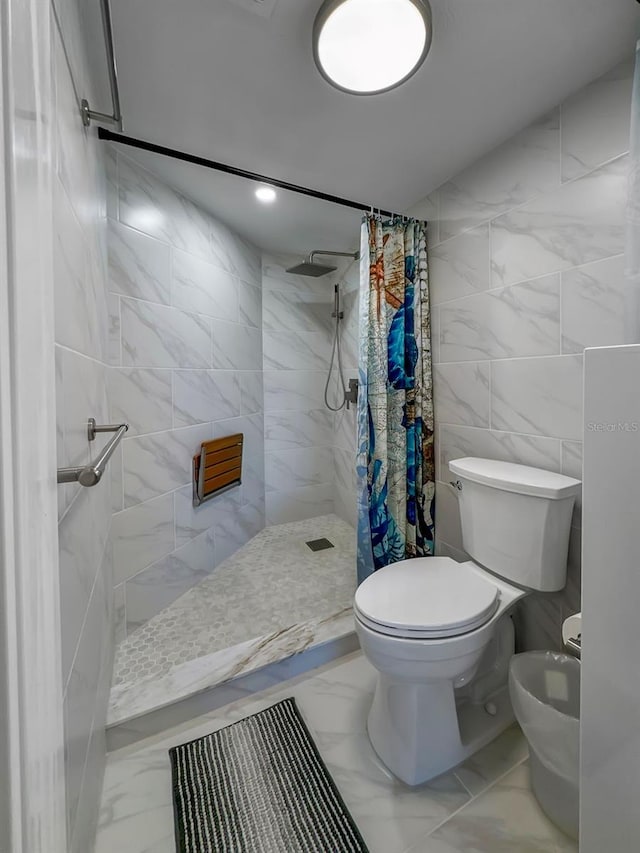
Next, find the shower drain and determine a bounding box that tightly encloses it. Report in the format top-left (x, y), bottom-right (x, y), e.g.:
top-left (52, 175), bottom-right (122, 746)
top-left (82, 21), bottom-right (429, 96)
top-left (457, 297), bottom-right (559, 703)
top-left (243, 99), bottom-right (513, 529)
top-left (305, 538), bottom-right (334, 552)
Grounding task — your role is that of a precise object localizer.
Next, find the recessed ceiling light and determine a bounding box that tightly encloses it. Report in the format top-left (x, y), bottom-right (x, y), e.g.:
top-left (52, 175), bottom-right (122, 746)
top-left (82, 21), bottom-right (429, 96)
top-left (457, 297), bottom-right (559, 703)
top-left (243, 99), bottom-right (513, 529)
top-left (255, 186), bottom-right (277, 203)
top-left (313, 0), bottom-right (432, 95)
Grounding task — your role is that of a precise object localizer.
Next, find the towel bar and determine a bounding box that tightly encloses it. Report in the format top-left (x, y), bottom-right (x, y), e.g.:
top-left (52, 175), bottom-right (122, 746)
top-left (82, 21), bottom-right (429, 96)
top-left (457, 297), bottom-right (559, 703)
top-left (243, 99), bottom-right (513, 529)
top-left (57, 418), bottom-right (128, 486)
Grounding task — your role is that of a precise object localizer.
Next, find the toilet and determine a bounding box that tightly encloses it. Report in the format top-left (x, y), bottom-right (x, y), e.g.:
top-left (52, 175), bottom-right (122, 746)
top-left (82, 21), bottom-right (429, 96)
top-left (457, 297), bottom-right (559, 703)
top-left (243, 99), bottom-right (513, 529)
top-left (354, 457), bottom-right (581, 786)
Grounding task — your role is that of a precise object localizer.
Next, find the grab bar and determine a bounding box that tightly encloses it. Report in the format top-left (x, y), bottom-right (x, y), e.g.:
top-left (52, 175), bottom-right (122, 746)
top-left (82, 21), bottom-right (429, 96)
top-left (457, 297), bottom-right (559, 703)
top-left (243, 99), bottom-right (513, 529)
top-left (57, 418), bottom-right (128, 486)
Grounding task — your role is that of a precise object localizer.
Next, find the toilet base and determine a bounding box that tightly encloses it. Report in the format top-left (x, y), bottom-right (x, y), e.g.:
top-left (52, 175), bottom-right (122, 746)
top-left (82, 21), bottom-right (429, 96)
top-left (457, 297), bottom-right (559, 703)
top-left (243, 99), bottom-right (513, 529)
top-left (367, 681), bottom-right (515, 786)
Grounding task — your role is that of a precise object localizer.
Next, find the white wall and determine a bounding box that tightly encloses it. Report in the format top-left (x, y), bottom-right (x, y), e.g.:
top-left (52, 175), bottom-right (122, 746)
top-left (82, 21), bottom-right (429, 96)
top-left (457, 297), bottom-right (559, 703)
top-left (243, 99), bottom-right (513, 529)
top-left (107, 150), bottom-right (266, 639)
top-left (262, 254), bottom-right (335, 523)
top-left (581, 344), bottom-right (640, 850)
top-left (52, 0), bottom-right (113, 849)
top-left (409, 58), bottom-right (633, 649)
top-left (0, 0), bottom-right (67, 846)
top-left (261, 254), bottom-right (360, 527)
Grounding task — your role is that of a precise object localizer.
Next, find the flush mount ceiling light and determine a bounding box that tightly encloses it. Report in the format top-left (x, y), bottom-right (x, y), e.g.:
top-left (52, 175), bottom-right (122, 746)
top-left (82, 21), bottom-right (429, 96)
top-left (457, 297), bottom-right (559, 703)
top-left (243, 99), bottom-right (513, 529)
top-left (255, 186), bottom-right (277, 203)
top-left (313, 0), bottom-right (432, 95)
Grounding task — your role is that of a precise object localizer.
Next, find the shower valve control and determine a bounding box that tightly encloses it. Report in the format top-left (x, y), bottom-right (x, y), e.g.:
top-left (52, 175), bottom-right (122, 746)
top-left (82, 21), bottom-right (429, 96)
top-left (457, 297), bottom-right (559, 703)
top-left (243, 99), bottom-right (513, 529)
top-left (345, 378), bottom-right (359, 409)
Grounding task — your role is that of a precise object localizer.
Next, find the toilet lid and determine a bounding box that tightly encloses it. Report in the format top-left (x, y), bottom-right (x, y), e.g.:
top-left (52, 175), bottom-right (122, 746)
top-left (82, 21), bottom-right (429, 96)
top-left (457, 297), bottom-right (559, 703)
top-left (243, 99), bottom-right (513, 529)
top-left (354, 557), bottom-right (500, 639)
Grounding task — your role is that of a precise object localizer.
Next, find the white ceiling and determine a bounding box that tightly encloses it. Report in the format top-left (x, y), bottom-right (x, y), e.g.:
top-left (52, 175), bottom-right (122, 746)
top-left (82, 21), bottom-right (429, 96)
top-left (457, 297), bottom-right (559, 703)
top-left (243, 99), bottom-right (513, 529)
top-left (113, 143), bottom-right (364, 256)
top-left (103, 0), bottom-right (638, 253)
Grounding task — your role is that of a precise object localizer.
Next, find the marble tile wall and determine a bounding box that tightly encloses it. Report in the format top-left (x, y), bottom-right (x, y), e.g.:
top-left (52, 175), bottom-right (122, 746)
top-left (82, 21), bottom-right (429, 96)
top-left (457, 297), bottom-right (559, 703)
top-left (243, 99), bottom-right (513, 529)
top-left (408, 56), bottom-right (633, 651)
top-left (263, 254), bottom-right (339, 524)
top-left (108, 151), bottom-right (265, 638)
top-left (52, 1), bottom-right (113, 849)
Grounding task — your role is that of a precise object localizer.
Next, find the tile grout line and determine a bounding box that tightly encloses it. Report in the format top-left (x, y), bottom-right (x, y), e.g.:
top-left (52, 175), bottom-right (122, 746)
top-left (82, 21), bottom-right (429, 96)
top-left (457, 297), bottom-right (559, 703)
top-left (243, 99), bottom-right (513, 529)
top-left (402, 754), bottom-right (531, 849)
top-left (429, 150), bottom-right (628, 252)
top-left (436, 419), bottom-right (577, 444)
top-left (431, 250), bottom-right (625, 309)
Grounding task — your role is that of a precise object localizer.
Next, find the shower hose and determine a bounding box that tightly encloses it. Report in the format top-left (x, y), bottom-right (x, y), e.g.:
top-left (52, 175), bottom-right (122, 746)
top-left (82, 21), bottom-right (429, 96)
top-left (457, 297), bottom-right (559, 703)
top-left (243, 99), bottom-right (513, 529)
top-left (324, 289), bottom-right (347, 412)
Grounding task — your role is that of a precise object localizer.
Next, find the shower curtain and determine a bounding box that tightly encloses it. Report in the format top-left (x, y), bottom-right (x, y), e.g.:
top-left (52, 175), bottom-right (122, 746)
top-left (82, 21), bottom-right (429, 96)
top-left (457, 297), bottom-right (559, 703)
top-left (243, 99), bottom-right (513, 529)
top-left (356, 215), bottom-right (435, 584)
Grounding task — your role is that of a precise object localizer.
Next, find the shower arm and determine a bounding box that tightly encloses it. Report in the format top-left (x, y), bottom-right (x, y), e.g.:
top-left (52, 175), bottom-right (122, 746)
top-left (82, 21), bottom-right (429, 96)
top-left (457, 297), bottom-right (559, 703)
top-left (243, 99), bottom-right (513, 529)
top-left (309, 250), bottom-right (359, 263)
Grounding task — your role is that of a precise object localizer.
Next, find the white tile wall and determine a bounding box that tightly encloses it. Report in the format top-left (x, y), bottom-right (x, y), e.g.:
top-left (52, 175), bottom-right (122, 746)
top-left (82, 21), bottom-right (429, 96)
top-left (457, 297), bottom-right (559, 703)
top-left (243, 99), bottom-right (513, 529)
top-left (260, 250), bottom-right (358, 529)
top-left (438, 109), bottom-right (561, 242)
top-left (263, 370), bottom-right (327, 411)
top-left (262, 254), bottom-right (339, 525)
top-left (490, 355), bottom-right (584, 440)
top-left (173, 370), bottom-right (241, 426)
top-left (121, 298), bottom-right (212, 369)
top-left (124, 529), bottom-right (217, 632)
top-left (108, 219), bottom-right (171, 304)
top-left (409, 56), bottom-right (633, 651)
top-left (52, 2), bottom-right (113, 849)
top-left (111, 493), bottom-right (175, 584)
top-left (490, 155), bottom-right (627, 287)
top-left (560, 57), bottom-right (634, 182)
top-left (434, 363), bottom-right (491, 428)
top-left (561, 255), bottom-right (626, 352)
top-left (108, 152), bottom-right (266, 636)
top-left (429, 223), bottom-right (492, 303)
top-left (108, 368), bottom-right (173, 436)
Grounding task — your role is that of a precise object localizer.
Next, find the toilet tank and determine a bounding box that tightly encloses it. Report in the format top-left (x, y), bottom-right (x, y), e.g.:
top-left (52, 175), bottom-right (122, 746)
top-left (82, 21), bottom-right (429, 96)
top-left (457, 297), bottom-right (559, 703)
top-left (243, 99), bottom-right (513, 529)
top-left (448, 458), bottom-right (581, 592)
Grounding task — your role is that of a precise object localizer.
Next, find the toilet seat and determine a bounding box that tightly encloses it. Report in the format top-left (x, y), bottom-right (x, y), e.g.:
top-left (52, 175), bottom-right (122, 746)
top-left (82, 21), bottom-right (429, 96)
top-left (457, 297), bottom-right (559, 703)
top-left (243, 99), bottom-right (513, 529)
top-left (354, 557), bottom-right (500, 639)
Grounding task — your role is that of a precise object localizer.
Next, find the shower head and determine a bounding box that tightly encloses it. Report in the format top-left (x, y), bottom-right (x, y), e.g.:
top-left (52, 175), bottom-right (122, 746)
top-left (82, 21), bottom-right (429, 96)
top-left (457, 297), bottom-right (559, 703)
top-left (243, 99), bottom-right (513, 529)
top-left (287, 259), bottom-right (338, 277)
top-left (286, 250), bottom-right (359, 277)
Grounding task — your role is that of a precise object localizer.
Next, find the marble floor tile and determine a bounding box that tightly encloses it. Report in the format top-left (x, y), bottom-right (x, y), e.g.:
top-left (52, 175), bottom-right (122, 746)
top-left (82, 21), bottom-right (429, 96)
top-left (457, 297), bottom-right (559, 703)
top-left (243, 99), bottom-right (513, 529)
top-left (321, 732), bottom-right (470, 853)
top-left (453, 724), bottom-right (530, 797)
top-left (408, 763), bottom-right (577, 853)
top-left (97, 654), bottom-right (568, 853)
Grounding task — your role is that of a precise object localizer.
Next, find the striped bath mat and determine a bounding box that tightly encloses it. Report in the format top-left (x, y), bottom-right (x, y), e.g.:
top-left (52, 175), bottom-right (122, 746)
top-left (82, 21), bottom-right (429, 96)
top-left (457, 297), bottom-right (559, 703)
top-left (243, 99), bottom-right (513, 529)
top-left (169, 697), bottom-right (369, 853)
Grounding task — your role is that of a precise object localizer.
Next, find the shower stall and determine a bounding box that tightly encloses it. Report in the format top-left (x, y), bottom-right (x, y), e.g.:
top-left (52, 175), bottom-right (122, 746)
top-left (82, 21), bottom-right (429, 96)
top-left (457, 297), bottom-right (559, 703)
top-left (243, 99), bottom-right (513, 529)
top-left (106, 148), bottom-right (362, 740)
top-left (286, 249), bottom-right (359, 412)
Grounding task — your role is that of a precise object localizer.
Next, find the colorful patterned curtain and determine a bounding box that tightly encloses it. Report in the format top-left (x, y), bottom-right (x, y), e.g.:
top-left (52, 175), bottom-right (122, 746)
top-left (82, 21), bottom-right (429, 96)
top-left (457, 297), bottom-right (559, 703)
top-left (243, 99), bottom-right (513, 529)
top-left (356, 215), bottom-right (435, 584)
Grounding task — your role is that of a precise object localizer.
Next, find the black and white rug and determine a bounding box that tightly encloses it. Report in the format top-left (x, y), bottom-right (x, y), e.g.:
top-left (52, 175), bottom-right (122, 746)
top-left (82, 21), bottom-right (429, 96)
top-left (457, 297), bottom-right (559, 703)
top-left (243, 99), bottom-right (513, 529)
top-left (169, 697), bottom-right (369, 853)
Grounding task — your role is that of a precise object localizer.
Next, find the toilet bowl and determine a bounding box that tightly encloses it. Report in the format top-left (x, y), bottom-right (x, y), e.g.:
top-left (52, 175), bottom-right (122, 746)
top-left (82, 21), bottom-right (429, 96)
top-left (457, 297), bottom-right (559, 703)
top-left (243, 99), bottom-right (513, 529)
top-left (356, 458), bottom-right (581, 786)
top-left (355, 557), bottom-right (526, 784)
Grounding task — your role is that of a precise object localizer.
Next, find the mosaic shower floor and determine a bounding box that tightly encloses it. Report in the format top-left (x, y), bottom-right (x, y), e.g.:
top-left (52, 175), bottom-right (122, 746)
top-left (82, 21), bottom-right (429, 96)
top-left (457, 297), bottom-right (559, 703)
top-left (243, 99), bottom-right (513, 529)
top-left (108, 515), bottom-right (357, 727)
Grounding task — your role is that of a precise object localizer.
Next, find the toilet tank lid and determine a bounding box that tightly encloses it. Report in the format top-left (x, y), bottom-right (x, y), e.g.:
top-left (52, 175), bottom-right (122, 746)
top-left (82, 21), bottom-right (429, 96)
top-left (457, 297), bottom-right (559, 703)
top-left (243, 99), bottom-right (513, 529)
top-left (449, 457), bottom-right (581, 499)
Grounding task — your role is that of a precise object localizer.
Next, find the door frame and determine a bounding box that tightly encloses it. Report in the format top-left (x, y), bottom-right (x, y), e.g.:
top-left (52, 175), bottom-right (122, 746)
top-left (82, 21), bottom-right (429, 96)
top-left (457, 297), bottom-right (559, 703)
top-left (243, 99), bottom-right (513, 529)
top-left (0, 0), bottom-right (67, 848)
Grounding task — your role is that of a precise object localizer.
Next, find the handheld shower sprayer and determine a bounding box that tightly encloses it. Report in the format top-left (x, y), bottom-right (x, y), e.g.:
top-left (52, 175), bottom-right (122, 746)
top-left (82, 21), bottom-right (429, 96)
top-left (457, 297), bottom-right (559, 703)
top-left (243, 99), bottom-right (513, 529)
top-left (325, 282), bottom-right (347, 411)
top-left (332, 283), bottom-right (343, 320)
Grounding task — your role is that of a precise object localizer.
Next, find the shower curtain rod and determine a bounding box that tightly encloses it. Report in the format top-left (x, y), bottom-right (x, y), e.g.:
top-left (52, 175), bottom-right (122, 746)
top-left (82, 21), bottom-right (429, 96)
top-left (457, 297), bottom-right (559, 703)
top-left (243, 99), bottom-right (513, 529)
top-left (97, 128), bottom-right (399, 218)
